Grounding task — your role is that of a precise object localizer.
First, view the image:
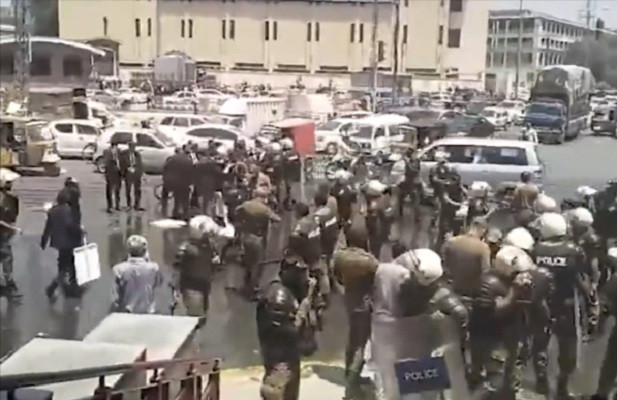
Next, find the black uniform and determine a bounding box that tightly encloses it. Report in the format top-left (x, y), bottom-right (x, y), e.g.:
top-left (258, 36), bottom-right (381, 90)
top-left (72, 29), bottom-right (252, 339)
top-left (120, 147), bottom-right (144, 209)
top-left (399, 155), bottom-right (422, 218)
top-left (330, 182), bottom-right (356, 226)
top-left (533, 240), bottom-right (588, 397)
top-left (0, 189), bottom-right (19, 293)
top-left (162, 152), bottom-right (194, 219)
top-left (103, 146), bottom-right (122, 211)
top-left (365, 194), bottom-right (394, 259)
top-left (194, 155), bottom-right (220, 215)
top-left (314, 205), bottom-right (339, 267)
top-left (289, 214), bottom-right (328, 299)
top-left (263, 151), bottom-right (285, 209)
top-left (256, 281), bottom-right (301, 400)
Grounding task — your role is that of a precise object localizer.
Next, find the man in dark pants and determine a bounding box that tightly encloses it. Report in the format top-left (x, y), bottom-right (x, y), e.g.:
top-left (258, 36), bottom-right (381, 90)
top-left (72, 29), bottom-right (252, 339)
top-left (103, 142), bottom-right (122, 213)
top-left (41, 190), bottom-right (83, 301)
top-left (162, 148), bottom-right (194, 219)
top-left (194, 152), bottom-right (220, 215)
top-left (0, 172), bottom-right (21, 298)
top-left (120, 142), bottom-right (144, 211)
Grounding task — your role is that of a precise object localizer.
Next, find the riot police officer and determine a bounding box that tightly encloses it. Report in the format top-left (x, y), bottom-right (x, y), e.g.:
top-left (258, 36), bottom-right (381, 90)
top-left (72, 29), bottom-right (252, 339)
top-left (398, 148), bottom-right (422, 220)
top-left (194, 152), bottom-right (221, 215)
top-left (280, 137), bottom-right (297, 210)
top-left (364, 180), bottom-right (394, 259)
top-left (0, 170), bottom-right (21, 297)
top-left (467, 181), bottom-right (492, 228)
top-left (533, 212), bottom-right (589, 399)
top-left (262, 142), bottom-right (285, 210)
top-left (330, 170), bottom-right (356, 227)
top-left (314, 191), bottom-right (339, 292)
top-left (236, 189), bottom-right (281, 299)
top-left (172, 216), bottom-right (219, 323)
top-left (437, 170), bottom-right (466, 248)
top-left (333, 219), bottom-right (378, 400)
top-left (428, 150), bottom-right (451, 225)
top-left (257, 280), bottom-right (301, 400)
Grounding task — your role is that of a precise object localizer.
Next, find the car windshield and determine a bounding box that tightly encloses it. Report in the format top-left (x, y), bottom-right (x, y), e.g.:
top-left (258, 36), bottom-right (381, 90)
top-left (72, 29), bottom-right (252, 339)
top-left (528, 103), bottom-right (562, 116)
top-left (482, 110), bottom-right (496, 117)
top-left (318, 120), bottom-right (342, 131)
top-left (152, 130), bottom-right (174, 146)
top-left (353, 125), bottom-right (373, 139)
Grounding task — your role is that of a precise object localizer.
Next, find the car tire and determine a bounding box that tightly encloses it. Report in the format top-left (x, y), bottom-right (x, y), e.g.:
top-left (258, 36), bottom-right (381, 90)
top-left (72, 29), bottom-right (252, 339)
top-left (95, 157), bottom-right (106, 174)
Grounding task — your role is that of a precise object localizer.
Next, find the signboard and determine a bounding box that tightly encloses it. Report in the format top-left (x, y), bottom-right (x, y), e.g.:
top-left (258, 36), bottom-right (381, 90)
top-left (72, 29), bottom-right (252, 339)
top-left (394, 356), bottom-right (451, 395)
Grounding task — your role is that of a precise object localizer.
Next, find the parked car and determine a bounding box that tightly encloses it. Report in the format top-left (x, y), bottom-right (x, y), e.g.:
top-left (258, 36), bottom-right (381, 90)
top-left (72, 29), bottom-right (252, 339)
top-left (444, 115), bottom-right (495, 138)
top-left (418, 137), bottom-right (544, 189)
top-left (156, 114), bottom-right (213, 138)
top-left (465, 101), bottom-right (489, 116)
top-left (180, 123), bottom-right (255, 154)
top-left (315, 118), bottom-right (357, 153)
top-left (347, 114), bottom-right (413, 152)
top-left (406, 108), bottom-right (462, 122)
top-left (591, 105), bottom-right (617, 138)
top-left (49, 119), bottom-right (101, 158)
top-left (92, 128), bottom-right (176, 174)
top-left (481, 107), bottom-right (508, 130)
top-left (497, 100), bottom-right (526, 124)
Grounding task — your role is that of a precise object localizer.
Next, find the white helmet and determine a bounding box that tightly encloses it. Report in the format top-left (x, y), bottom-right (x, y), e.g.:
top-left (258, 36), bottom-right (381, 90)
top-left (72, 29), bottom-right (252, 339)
top-left (566, 207), bottom-right (594, 228)
top-left (503, 227), bottom-right (535, 251)
top-left (365, 180), bottom-right (388, 196)
top-left (334, 169), bottom-right (352, 183)
top-left (188, 215), bottom-right (220, 240)
top-left (534, 193), bottom-right (558, 214)
top-left (469, 181), bottom-right (491, 198)
top-left (411, 248), bottom-right (443, 286)
top-left (576, 185), bottom-right (597, 199)
top-left (280, 138), bottom-right (294, 150)
top-left (537, 212), bottom-right (568, 239)
top-left (126, 235), bottom-right (148, 257)
top-left (494, 245), bottom-right (536, 277)
top-left (268, 142), bottom-right (282, 153)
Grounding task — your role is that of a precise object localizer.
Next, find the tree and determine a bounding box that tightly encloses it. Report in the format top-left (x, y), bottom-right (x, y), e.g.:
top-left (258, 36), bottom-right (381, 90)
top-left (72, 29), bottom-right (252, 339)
top-left (565, 34), bottom-right (617, 88)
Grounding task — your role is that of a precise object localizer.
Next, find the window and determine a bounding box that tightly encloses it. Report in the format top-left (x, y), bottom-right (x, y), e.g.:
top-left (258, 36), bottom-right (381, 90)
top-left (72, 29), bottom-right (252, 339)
top-left (210, 129), bottom-right (238, 141)
top-left (273, 21), bottom-right (278, 40)
top-left (136, 133), bottom-right (159, 148)
top-left (375, 127), bottom-right (385, 138)
top-left (173, 117), bottom-right (189, 127)
top-left (265, 21), bottom-right (270, 41)
top-left (135, 18), bottom-right (141, 37)
top-left (450, 0), bottom-right (463, 12)
top-left (443, 145), bottom-right (476, 163)
top-left (222, 20), bottom-right (226, 39)
top-left (147, 18), bottom-right (152, 37)
top-left (307, 22), bottom-right (312, 42)
top-left (54, 123), bottom-right (73, 134)
top-left (181, 19), bottom-right (185, 37)
top-left (188, 19), bottom-right (193, 38)
top-left (350, 24), bottom-right (355, 43)
top-left (359, 23), bottom-right (364, 43)
top-left (315, 22), bottom-right (320, 41)
top-left (103, 17), bottom-right (108, 36)
top-left (229, 19), bottom-right (235, 39)
top-left (388, 125), bottom-right (401, 135)
top-left (63, 56), bottom-right (83, 77)
top-left (448, 28), bottom-right (461, 48)
top-left (478, 146), bottom-right (528, 166)
top-left (76, 124), bottom-right (98, 135)
top-left (30, 55), bottom-right (51, 76)
top-left (190, 118), bottom-right (206, 126)
top-left (402, 24), bottom-right (407, 44)
top-left (160, 117), bottom-right (173, 126)
top-left (110, 132), bottom-right (133, 144)
top-left (438, 25), bottom-right (443, 45)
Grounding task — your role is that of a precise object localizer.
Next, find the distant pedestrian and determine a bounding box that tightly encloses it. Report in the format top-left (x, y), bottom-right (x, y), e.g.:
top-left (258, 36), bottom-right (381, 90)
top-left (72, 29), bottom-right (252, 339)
top-left (120, 142), bottom-right (144, 211)
top-left (103, 141), bottom-right (122, 213)
top-left (111, 235), bottom-right (162, 314)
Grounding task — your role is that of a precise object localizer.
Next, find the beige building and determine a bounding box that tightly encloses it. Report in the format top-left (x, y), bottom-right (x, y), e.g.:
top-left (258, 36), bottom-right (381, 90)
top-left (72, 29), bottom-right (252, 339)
top-left (59, 0), bottom-right (490, 87)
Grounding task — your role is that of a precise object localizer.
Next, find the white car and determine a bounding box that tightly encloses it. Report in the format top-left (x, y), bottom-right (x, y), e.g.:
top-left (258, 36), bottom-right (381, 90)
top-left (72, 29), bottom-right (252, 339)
top-left (156, 114), bottom-right (213, 138)
top-left (180, 123), bottom-right (254, 154)
top-left (117, 88), bottom-right (149, 104)
top-left (481, 107), bottom-right (508, 130)
top-left (92, 128), bottom-right (176, 174)
top-left (497, 100), bottom-right (526, 124)
top-left (49, 119), bottom-right (101, 158)
top-left (162, 90), bottom-right (199, 106)
top-left (315, 118), bottom-right (357, 153)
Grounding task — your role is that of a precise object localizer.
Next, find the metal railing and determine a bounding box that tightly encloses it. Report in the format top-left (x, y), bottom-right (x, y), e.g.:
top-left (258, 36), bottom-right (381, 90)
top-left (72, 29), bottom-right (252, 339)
top-left (0, 357), bottom-right (220, 400)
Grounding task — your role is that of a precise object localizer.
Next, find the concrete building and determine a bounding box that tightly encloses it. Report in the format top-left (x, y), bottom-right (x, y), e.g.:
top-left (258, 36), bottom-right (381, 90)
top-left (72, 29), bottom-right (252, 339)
top-left (486, 9), bottom-right (604, 95)
top-left (58, 0), bottom-right (491, 90)
top-left (0, 36), bottom-right (104, 89)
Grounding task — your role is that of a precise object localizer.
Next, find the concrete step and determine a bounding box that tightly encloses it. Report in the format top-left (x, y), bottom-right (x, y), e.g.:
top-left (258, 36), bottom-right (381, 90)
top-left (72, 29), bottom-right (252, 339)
top-left (0, 338), bottom-right (146, 400)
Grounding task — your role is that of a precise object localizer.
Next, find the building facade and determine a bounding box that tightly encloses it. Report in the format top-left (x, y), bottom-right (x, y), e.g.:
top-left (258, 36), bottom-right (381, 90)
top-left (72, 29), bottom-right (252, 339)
top-left (486, 9), bottom-right (594, 95)
top-left (58, 0), bottom-right (490, 88)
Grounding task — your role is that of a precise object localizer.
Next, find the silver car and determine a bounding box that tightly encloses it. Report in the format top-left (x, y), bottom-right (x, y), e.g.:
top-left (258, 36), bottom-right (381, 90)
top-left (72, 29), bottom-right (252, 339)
top-left (418, 137), bottom-right (544, 188)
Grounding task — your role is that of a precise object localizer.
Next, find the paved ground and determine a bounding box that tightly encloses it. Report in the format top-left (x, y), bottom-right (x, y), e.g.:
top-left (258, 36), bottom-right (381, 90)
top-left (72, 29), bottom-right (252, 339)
top-left (1, 131), bottom-right (616, 398)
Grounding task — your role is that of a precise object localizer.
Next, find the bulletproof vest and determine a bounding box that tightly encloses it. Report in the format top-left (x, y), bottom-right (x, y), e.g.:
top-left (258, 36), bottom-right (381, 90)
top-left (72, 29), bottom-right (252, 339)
top-left (470, 273), bottom-right (510, 334)
top-left (174, 240), bottom-right (215, 284)
top-left (289, 216), bottom-right (322, 264)
top-left (314, 206), bottom-right (338, 253)
top-left (262, 282), bottom-right (298, 327)
top-left (334, 247), bottom-right (378, 286)
top-left (238, 199), bottom-right (272, 236)
top-left (534, 240), bottom-right (585, 302)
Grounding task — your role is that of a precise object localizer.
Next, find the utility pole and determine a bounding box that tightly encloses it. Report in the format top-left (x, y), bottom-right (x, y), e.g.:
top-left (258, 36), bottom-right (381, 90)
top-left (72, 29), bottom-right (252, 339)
top-left (155, 0), bottom-right (161, 57)
top-left (370, 0), bottom-right (378, 112)
top-left (391, 0), bottom-right (400, 104)
top-left (514, 0), bottom-right (523, 100)
top-left (585, 0), bottom-right (593, 30)
top-left (13, 0), bottom-right (31, 111)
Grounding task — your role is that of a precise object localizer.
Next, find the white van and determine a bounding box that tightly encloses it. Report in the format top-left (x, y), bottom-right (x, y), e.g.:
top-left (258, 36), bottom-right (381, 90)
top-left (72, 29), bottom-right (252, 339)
top-left (348, 114), bottom-right (412, 152)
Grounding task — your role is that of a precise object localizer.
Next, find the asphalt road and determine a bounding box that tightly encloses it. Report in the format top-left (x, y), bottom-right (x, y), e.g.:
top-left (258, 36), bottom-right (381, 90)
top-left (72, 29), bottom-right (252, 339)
top-left (1, 131), bottom-right (616, 396)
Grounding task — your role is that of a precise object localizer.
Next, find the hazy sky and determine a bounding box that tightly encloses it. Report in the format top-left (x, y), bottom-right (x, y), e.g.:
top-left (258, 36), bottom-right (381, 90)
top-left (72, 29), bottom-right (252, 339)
top-left (494, 0), bottom-right (616, 28)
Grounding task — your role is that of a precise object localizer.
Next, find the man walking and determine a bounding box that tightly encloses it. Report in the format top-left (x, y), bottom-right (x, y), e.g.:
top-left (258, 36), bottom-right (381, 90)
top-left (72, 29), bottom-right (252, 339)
top-left (0, 170), bottom-right (21, 298)
top-left (121, 142), bottom-right (145, 211)
top-left (103, 141), bottom-right (122, 213)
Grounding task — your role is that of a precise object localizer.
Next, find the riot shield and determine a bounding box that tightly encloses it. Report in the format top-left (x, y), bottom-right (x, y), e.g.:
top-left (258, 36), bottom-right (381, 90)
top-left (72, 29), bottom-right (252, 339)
top-left (369, 312), bottom-right (471, 400)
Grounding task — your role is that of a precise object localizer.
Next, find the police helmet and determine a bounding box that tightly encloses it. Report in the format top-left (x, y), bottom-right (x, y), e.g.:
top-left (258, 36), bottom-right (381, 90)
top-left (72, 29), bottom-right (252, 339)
top-left (534, 193), bottom-right (558, 214)
top-left (494, 245), bottom-right (536, 278)
top-left (365, 180), bottom-right (388, 196)
top-left (576, 185), bottom-right (598, 199)
top-left (485, 227), bottom-right (503, 244)
top-left (469, 181), bottom-right (491, 198)
top-left (280, 138), bottom-right (294, 150)
top-left (264, 284), bottom-right (298, 320)
top-left (126, 235), bottom-right (148, 257)
top-left (566, 207), bottom-right (594, 228)
top-left (398, 249), bottom-right (443, 286)
top-left (268, 142), bottom-right (282, 153)
top-left (503, 227), bottom-right (535, 251)
top-left (537, 212), bottom-right (568, 239)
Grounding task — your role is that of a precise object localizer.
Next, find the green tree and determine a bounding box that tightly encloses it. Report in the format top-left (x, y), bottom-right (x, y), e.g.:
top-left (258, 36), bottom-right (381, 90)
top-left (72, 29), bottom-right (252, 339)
top-left (565, 34), bottom-right (617, 88)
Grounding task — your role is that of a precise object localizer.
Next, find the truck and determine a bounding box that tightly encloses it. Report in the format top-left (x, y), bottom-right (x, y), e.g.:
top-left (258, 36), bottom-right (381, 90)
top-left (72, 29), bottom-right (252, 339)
top-left (218, 97), bottom-right (287, 136)
top-left (153, 53), bottom-right (196, 94)
top-left (524, 65), bottom-right (595, 144)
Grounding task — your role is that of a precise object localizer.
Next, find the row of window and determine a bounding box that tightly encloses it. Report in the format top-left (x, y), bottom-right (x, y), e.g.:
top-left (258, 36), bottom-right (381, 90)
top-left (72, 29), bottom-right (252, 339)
top-left (0, 54), bottom-right (83, 77)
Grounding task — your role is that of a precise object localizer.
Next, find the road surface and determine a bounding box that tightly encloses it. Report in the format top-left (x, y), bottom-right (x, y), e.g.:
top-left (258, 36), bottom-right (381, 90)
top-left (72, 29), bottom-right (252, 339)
top-left (1, 132), bottom-right (616, 398)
